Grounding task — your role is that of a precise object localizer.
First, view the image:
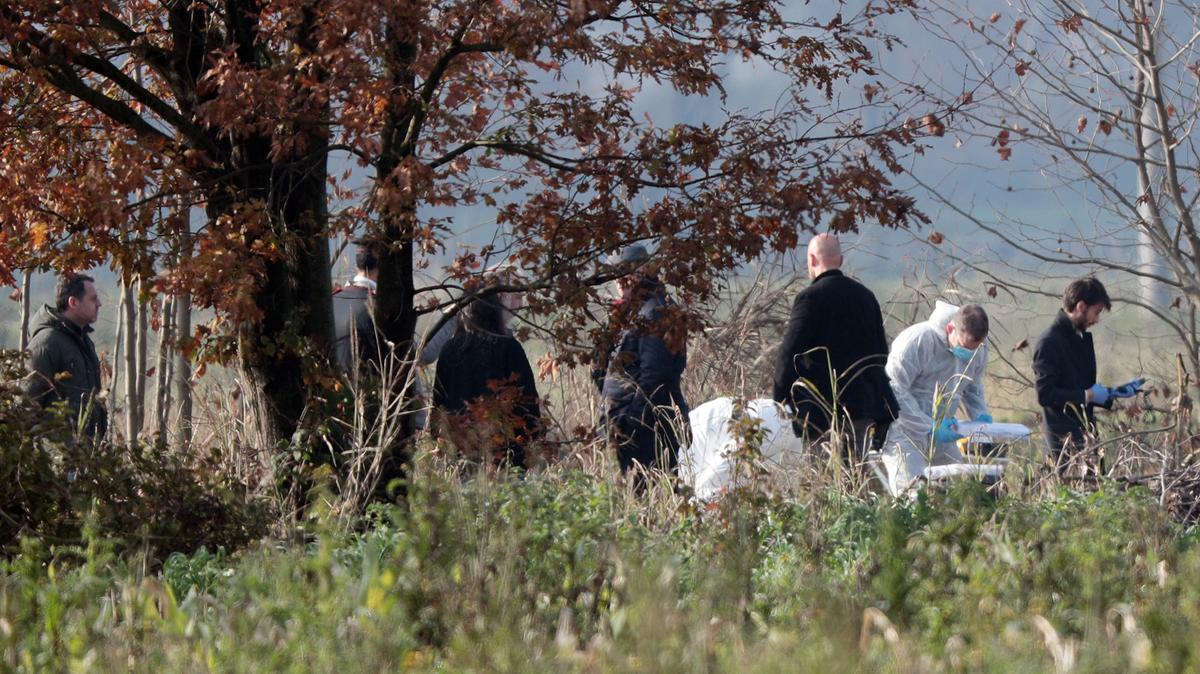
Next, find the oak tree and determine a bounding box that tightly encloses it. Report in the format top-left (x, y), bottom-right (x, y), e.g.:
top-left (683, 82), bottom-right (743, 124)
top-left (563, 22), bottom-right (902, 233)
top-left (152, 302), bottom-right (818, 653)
top-left (0, 1), bottom-right (926, 461)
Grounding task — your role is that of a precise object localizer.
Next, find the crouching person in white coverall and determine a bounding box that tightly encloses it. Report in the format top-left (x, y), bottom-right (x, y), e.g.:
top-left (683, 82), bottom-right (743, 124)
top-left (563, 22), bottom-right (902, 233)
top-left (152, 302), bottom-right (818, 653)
top-left (881, 301), bottom-right (992, 496)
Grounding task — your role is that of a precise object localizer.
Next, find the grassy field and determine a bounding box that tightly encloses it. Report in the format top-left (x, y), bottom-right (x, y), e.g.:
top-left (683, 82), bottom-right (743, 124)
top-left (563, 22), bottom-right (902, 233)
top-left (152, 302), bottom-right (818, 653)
top-left (3, 455), bottom-right (1200, 673)
top-left (4, 258), bottom-right (1198, 673)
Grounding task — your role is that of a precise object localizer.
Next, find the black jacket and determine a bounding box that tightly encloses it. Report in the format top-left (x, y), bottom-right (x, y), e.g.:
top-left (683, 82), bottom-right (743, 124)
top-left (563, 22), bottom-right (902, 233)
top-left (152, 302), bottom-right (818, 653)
top-left (433, 329), bottom-right (541, 467)
top-left (332, 284), bottom-right (382, 375)
top-left (600, 283), bottom-right (689, 471)
top-left (24, 305), bottom-right (107, 437)
top-left (772, 269), bottom-right (898, 437)
top-left (1033, 310), bottom-right (1111, 449)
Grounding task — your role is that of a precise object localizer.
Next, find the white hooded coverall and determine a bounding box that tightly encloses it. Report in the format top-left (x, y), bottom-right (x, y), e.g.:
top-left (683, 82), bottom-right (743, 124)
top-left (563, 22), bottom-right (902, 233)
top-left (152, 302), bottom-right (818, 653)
top-left (881, 301), bottom-right (990, 496)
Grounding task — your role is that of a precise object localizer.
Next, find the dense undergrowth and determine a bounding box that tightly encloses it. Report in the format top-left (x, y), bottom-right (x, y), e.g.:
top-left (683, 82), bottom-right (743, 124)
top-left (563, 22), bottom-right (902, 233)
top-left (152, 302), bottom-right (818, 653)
top-left (3, 460), bottom-right (1199, 673)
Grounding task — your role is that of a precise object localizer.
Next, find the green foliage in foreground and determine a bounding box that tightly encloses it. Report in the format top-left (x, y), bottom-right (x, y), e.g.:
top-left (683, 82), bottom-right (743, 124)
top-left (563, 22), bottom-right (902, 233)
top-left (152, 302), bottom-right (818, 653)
top-left (3, 470), bottom-right (1200, 673)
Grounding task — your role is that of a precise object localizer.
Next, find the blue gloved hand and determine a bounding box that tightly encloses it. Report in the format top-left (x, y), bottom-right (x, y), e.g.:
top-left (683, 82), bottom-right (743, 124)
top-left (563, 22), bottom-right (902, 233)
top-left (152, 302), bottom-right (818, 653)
top-left (974, 413), bottom-right (993, 423)
top-left (932, 419), bottom-right (963, 444)
top-left (1089, 382), bottom-right (1111, 405)
top-left (1111, 377), bottom-right (1146, 399)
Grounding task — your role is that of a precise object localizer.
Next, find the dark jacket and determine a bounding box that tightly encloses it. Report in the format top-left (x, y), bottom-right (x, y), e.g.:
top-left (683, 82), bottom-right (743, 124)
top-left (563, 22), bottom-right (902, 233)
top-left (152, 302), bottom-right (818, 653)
top-left (1033, 310), bottom-right (1111, 451)
top-left (332, 284), bottom-right (382, 375)
top-left (771, 269), bottom-right (898, 437)
top-left (24, 305), bottom-right (107, 437)
top-left (601, 282), bottom-right (689, 472)
top-left (433, 329), bottom-right (541, 468)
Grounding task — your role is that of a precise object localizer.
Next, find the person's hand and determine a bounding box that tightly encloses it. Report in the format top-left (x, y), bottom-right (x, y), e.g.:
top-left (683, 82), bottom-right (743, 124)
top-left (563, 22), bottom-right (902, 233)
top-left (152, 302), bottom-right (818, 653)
top-left (974, 413), bottom-right (993, 423)
top-left (932, 419), bottom-right (963, 444)
top-left (1089, 382), bottom-right (1111, 405)
top-left (1111, 377), bottom-right (1146, 399)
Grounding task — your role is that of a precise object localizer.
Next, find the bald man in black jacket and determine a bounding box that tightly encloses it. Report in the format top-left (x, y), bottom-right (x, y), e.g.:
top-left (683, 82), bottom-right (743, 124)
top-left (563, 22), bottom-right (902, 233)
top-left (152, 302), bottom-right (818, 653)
top-left (773, 234), bottom-right (899, 457)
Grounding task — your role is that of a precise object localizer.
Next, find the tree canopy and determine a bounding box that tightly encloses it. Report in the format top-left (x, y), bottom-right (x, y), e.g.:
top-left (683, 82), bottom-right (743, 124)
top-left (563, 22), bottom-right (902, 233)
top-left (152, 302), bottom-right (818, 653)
top-left (0, 0), bottom-right (928, 446)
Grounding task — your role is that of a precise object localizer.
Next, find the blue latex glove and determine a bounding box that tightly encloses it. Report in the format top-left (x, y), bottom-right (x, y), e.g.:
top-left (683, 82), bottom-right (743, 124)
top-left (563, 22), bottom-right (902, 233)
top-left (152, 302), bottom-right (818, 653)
top-left (974, 413), bottom-right (993, 423)
top-left (1089, 382), bottom-right (1111, 406)
top-left (1111, 377), bottom-right (1146, 398)
top-left (932, 419), bottom-right (963, 444)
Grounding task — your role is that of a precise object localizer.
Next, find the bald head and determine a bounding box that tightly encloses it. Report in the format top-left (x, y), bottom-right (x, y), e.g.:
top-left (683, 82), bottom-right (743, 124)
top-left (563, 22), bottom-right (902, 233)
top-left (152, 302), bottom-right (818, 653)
top-left (807, 233), bottom-right (843, 279)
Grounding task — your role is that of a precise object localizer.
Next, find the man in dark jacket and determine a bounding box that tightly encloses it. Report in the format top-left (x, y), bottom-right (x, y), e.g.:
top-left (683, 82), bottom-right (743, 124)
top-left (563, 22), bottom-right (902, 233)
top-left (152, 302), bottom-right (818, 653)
top-left (1033, 277), bottom-right (1144, 456)
top-left (25, 273), bottom-right (107, 438)
top-left (772, 234), bottom-right (898, 458)
top-left (332, 247), bottom-right (382, 376)
top-left (599, 245), bottom-right (690, 476)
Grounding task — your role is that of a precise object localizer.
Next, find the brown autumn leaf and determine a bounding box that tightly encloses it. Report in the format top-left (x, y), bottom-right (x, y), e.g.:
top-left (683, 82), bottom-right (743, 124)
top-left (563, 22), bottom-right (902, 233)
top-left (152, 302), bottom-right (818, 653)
top-left (1059, 15), bottom-right (1083, 33)
top-left (1013, 18), bottom-right (1027, 35)
top-left (1012, 338), bottom-right (1029, 352)
top-left (1098, 119), bottom-right (1112, 135)
top-left (536, 354), bottom-right (559, 380)
top-left (989, 12), bottom-right (1002, 23)
top-left (928, 231), bottom-right (944, 245)
top-left (7, 287), bottom-right (19, 302)
top-left (1171, 296), bottom-right (1182, 309)
top-left (998, 147), bottom-right (1013, 160)
top-left (987, 284), bottom-right (998, 298)
top-left (1077, 116), bottom-right (1088, 133)
top-left (922, 113), bottom-right (945, 137)
top-left (1015, 60), bottom-right (1031, 77)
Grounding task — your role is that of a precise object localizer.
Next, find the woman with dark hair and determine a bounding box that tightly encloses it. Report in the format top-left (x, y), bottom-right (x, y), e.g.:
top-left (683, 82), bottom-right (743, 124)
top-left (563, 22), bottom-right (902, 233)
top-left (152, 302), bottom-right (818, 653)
top-left (432, 284), bottom-right (541, 469)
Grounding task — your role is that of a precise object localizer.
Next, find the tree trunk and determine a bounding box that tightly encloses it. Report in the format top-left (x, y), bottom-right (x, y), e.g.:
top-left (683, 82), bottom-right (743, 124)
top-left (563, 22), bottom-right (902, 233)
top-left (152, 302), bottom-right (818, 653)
top-left (135, 275), bottom-right (149, 432)
top-left (154, 294), bottom-right (175, 442)
top-left (1135, 26), bottom-right (1170, 308)
top-left (363, 27), bottom-right (422, 498)
top-left (122, 278), bottom-right (138, 443)
top-left (18, 271), bottom-right (31, 352)
top-left (230, 134), bottom-right (333, 451)
top-left (174, 285), bottom-right (193, 450)
top-left (109, 291), bottom-right (123, 425)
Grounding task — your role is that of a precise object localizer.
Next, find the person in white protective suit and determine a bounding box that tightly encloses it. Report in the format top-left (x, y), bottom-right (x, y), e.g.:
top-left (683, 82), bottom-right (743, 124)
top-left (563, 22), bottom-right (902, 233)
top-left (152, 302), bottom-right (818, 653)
top-left (880, 301), bottom-right (992, 496)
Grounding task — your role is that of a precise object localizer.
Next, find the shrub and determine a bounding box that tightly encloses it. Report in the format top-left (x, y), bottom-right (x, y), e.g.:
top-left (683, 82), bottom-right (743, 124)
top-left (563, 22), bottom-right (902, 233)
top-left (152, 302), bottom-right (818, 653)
top-left (0, 349), bottom-right (265, 559)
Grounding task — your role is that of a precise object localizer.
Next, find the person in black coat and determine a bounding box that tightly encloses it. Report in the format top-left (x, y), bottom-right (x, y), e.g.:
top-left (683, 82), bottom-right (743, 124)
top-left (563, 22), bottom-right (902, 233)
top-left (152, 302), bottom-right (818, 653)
top-left (598, 245), bottom-right (689, 476)
top-left (772, 234), bottom-right (898, 457)
top-left (1033, 277), bottom-right (1144, 456)
top-left (433, 283), bottom-right (541, 469)
top-left (332, 248), bottom-right (382, 378)
top-left (25, 273), bottom-right (107, 439)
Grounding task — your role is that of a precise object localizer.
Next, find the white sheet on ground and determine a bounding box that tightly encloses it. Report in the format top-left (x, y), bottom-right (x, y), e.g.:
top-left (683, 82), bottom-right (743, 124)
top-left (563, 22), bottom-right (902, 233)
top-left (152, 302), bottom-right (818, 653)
top-left (681, 397), bottom-right (806, 500)
top-left (954, 421), bottom-right (1032, 443)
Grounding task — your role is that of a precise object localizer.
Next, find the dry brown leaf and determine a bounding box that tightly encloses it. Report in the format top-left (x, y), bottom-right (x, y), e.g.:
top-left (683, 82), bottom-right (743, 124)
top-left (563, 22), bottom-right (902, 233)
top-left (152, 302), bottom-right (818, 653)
top-left (922, 113), bottom-right (945, 137)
